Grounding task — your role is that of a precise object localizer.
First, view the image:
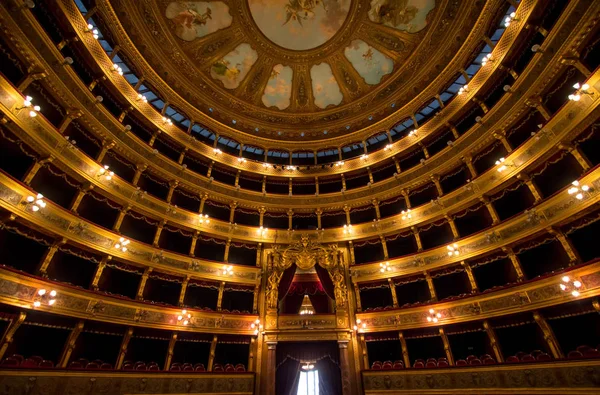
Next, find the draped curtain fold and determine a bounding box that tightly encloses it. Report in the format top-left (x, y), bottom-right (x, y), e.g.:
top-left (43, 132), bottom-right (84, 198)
top-left (276, 341), bottom-right (341, 395)
top-left (308, 293), bottom-right (330, 314)
top-left (278, 264), bottom-right (297, 301)
top-left (283, 293), bottom-right (305, 314)
top-left (315, 264), bottom-right (335, 301)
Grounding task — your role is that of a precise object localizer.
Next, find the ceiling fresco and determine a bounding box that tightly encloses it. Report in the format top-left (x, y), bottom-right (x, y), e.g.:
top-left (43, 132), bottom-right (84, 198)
top-left (368, 0), bottom-right (436, 33)
top-left (165, 1), bottom-right (232, 41)
top-left (109, 0), bottom-right (488, 140)
top-left (248, 0), bottom-right (352, 51)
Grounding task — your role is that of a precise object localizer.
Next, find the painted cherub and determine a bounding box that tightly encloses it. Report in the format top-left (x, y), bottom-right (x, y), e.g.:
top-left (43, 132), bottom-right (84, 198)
top-left (171, 6), bottom-right (212, 40)
top-left (283, 0), bottom-right (324, 26)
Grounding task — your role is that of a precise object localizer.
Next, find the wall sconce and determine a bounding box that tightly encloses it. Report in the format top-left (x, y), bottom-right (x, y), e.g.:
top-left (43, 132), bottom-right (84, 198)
top-left (213, 148), bottom-right (222, 155)
top-left (458, 85), bottom-right (469, 95)
top-left (447, 243), bottom-right (459, 256)
top-left (136, 94), bottom-right (148, 103)
top-left (251, 319), bottom-right (263, 335)
top-left (567, 180), bottom-right (590, 200)
top-left (286, 165), bottom-right (295, 171)
top-left (504, 11), bottom-right (517, 27)
top-left (161, 116), bottom-right (173, 125)
top-left (17, 96), bottom-right (41, 117)
top-left (560, 276), bottom-right (582, 297)
top-left (427, 309), bottom-right (442, 323)
top-left (112, 63), bottom-right (123, 75)
top-left (401, 209), bottom-right (412, 220)
top-left (34, 289), bottom-right (57, 307)
top-left (343, 224), bottom-right (353, 234)
top-left (495, 157), bottom-right (515, 172)
top-left (177, 309), bottom-right (192, 325)
top-left (335, 161), bottom-right (345, 167)
top-left (481, 53), bottom-right (492, 66)
top-left (237, 157), bottom-right (247, 163)
top-left (23, 193), bottom-right (46, 212)
top-left (97, 165), bottom-right (114, 181)
top-left (353, 319), bottom-right (366, 332)
top-left (379, 262), bottom-right (391, 273)
top-left (569, 82), bottom-right (591, 101)
top-left (384, 144), bottom-right (393, 151)
top-left (199, 214), bottom-right (210, 224)
top-left (222, 265), bottom-right (233, 276)
top-left (531, 44), bottom-right (543, 53)
top-left (85, 23), bottom-right (99, 39)
top-left (408, 129), bottom-right (418, 137)
top-left (361, 154), bottom-right (369, 161)
top-left (262, 162), bottom-right (269, 168)
top-left (257, 226), bottom-right (268, 237)
top-left (114, 237), bottom-right (130, 252)
top-left (94, 96), bottom-right (103, 104)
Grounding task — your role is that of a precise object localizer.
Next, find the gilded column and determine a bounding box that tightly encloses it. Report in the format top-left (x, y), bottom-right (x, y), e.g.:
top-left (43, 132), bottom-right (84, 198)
top-left (446, 215), bottom-right (459, 239)
top-left (189, 231), bottom-right (199, 256)
top-left (503, 247), bottom-right (526, 281)
top-left (18, 70), bottom-right (47, 91)
top-left (338, 340), bottom-right (352, 395)
top-left (380, 235), bottom-right (389, 260)
top-left (112, 205), bottom-right (130, 231)
top-left (547, 227), bottom-right (580, 265)
top-left (367, 167), bottom-right (374, 184)
top-left (431, 175), bottom-right (443, 197)
top-left (287, 209), bottom-right (294, 230)
top-left (348, 241), bottom-right (356, 265)
top-left (439, 328), bottom-right (455, 366)
top-left (96, 139), bottom-right (116, 162)
top-left (58, 109), bottom-right (82, 134)
top-left (412, 227), bottom-right (423, 251)
top-left (22, 156), bottom-right (54, 185)
top-left (447, 124), bottom-right (460, 139)
top-left (316, 208), bottom-right (323, 229)
top-left (208, 335), bottom-right (218, 371)
top-left (91, 255), bottom-right (111, 290)
top-left (0, 312), bottom-right (26, 360)
top-left (37, 238), bottom-right (66, 277)
top-left (69, 183), bottom-right (94, 213)
top-left (259, 207), bottom-right (266, 227)
top-left (217, 281), bottom-right (225, 311)
top-left (483, 320), bottom-right (504, 363)
top-left (136, 268), bottom-right (153, 300)
top-left (177, 148), bottom-right (188, 165)
top-left (343, 205), bottom-right (351, 225)
top-left (518, 173), bottom-right (543, 204)
top-left (315, 176), bottom-right (320, 195)
top-left (58, 320), bottom-right (84, 368)
top-left (372, 199), bottom-right (381, 220)
top-left (252, 284), bottom-right (260, 314)
top-left (462, 155), bottom-right (477, 179)
top-left (152, 220), bottom-right (166, 247)
top-left (229, 201), bottom-right (237, 223)
top-left (178, 275), bottom-right (190, 306)
top-left (461, 261), bottom-right (478, 293)
top-left (358, 334), bottom-right (369, 370)
top-left (526, 96), bottom-right (551, 120)
top-left (566, 144), bottom-right (592, 171)
top-left (164, 332), bottom-right (177, 371)
top-left (398, 331), bottom-right (410, 368)
top-left (393, 157), bottom-right (401, 173)
top-left (425, 271), bottom-right (437, 301)
top-left (224, 239), bottom-right (231, 262)
top-left (131, 163), bottom-right (147, 186)
top-left (388, 278), bottom-right (399, 308)
top-left (402, 189), bottom-right (411, 209)
top-left (166, 180), bottom-right (178, 203)
top-left (265, 341), bottom-right (277, 395)
top-left (353, 283), bottom-right (362, 312)
top-left (533, 311), bottom-right (564, 359)
top-left (199, 193), bottom-right (209, 213)
top-left (480, 196), bottom-right (500, 224)
top-left (116, 327), bottom-right (133, 369)
top-left (493, 130), bottom-right (512, 153)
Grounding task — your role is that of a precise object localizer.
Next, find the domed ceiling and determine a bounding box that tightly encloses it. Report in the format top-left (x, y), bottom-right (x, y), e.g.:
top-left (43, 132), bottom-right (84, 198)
top-left (111, 0), bottom-right (484, 141)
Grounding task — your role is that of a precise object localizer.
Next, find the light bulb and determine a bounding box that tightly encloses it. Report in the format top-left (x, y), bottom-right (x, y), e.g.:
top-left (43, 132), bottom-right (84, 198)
top-left (49, 290), bottom-right (57, 297)
top-left (573, 281), bottom-right (581, 288)
top-left (38, 289), bottom-right (46, 296)
top-left (571, 290), bottom-right (580, 297)
top-left (562, 276), bottom-right (570, 282)
top-left (427, 317), bottom-right (432, 322)
top-left (560, 284), bottom-right (566, 291)
top-left (48, 299), bottom-right (56, 306)
top-left (33, 301), bottom-right (41, 307)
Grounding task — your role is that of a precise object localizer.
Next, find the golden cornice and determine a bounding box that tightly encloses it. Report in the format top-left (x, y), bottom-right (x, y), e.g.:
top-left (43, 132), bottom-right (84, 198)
top-left (0, 2), bottom-right (593, 214)
top-left (1, 66), bottom-right (598, 245)
top-left (85, 0), bottom-right (503, 144)
top-left (0, 172), bottom-right (261, 285)
top-left (0, 267), bottom-right (258, 334)
top-left (356, 261), bottom-right (600, 332)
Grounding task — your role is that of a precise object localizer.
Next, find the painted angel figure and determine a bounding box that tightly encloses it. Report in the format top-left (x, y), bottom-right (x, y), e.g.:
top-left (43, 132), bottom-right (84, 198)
top-left (369, 0), bottom-right (419, 27)
top-left (283, 0), bottom-right (324, 26)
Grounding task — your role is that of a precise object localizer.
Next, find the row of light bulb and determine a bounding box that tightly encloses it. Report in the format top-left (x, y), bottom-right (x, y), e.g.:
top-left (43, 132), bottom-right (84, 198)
top-left (25, 194), bottom-right (46, 212)
top-left (19, 96), bottom-right (41, 117)
top-left (177, 309), bottom-right (192, 326)
top-left (34, 289), bottom-right (57, 307)
top-left (250, 319), bottom-right (263, 335)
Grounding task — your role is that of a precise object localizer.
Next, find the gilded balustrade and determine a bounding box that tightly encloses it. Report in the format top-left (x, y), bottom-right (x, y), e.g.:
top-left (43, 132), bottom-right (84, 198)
top-left (0, 173), bottom-right (261, 285)
top-left (355, 260), bottom-right (600, 332)
top-left (0, 266), bottom-right (258, 334)
top-left (362, 359), bottom-right (600, 393)
top-left (0, 0), bottom-right (593, 210)
top-left (1, 67), bottom-right (598, 245)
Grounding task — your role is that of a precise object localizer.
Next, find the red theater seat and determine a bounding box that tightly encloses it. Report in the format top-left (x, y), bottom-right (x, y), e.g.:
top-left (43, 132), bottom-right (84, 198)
top-left (413, 361), bottom-right (425, 368)
top-left (455, 359), bottom-right (467, 366)
top-left (536, 353), bottom-right (552, 361)
top-left (506, 356), bottom-right (520, 363)
top-left (39, 360), bottom-right (54, 368)
top-left (437, 361), bottom-right (449, 368)
top-left (520, 354), bottom-right (535, 363)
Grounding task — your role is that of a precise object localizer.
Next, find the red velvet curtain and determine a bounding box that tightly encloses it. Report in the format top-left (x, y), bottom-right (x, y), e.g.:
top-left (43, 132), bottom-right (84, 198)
top-left (308, 293), bottom-right (330, 314)
top-left (278, 264), bottom-right (297, 301)
top-left (315, 264), bottom-right (335, 301)
top-left (283, 294), bottom-right (305, 314)
top-left (275, 358), bottom-right (301, 395)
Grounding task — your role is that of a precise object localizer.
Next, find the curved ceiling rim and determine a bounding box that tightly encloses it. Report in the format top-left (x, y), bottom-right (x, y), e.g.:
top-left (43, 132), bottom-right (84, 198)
top-left (94, 0), bottom-right (507, 147)
top-left (124, 0), bottom-right (446, 125)
top-left (63, 1), bottom-right (532, 178)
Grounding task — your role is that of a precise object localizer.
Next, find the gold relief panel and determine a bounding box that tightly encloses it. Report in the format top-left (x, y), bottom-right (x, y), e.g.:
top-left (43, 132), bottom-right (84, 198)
top-left (277, 314), bottom-right (337, 330)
